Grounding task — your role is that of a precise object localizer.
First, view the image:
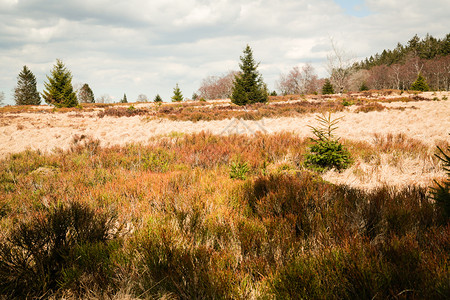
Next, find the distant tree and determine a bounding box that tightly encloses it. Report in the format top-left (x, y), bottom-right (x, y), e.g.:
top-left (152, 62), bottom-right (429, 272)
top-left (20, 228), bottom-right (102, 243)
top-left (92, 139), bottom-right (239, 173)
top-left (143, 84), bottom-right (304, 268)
top-left (326, 39), bottom-right (355, 93)
top-left (192, 92), bottom-right (199, 100)
top-left (322, 79), bottom-right (334, 94)
top-left (276, 64), bottom-right (319, 95)
top-left (154, 94), bottom-right (163, 103)
top-left (0, 92), bottom-right (4, 106)
top-left (197, 71), bottom-right (238, 100)
top-left (120, 93), bottom-right (128, 103)
top-left (137, 94), bottom-right (148, 102)
top-left (270, 90), bottom-right (277, 96)
top-left (410, 73), bottom-right (430, 91)
top-left (14, 66), bottom-right (41, 105)
top-left (359, 81), bottom-right (369, 91)
top-left (96, 94), bottom-right (112, 103)
top-left (347, 69), bottom-right (370, 91)
top-left (77, 83), bottom-right (95, 103)
top-left (171, 84), bottom-right (183, 102)
top-left (42, 59), bottom-right (78, 107)
top-left (231, 45), bottom-right (268, 106)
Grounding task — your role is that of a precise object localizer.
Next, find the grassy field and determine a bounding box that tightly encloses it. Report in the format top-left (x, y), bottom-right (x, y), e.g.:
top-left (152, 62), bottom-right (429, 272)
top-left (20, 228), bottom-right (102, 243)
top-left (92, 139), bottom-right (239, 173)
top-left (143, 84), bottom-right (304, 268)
top-left (0, 91), bottom-right (449, 299)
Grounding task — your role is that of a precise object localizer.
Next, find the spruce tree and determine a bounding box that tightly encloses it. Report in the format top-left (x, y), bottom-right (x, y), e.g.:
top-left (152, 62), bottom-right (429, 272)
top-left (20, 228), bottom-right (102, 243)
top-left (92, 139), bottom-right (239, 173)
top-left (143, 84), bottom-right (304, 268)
top-left (42, 59), bottom-right (78, 107)
top-left (322, 79), bottom-right (335, 94)
top-left (171, 84), bottom-right (183, 102)
top-left (410, 73), bottom-right (430, 91)
top-left (14, 66), bottom-right (41, 105)
top-left (0, 92), bottom-right (4, 106)
top-left (78, 83), bottom-right (95, 103)
top-left (231, 45), bottom-right (268, 106)
top-left (120, 93), bottom-right (128, 103)
top-left (154, 94), bottom-right (163, 103)
top-left (359, 81), bottom-right (369, 91)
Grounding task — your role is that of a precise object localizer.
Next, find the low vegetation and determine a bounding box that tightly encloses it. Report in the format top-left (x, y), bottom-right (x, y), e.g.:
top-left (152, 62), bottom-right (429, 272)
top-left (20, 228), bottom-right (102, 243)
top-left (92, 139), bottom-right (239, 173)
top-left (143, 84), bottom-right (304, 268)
top-left (0, 129), bottom-right (448, 299)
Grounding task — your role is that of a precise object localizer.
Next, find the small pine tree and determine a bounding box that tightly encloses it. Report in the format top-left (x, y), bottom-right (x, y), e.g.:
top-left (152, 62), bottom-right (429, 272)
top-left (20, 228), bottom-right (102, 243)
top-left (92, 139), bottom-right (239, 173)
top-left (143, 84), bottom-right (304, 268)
top-left (410, 73), bottom-right (430, 91)
top-left (154, 94), bottom-right (163, 102)
top-left (0, 92), bottom-right (4, 106)
top-left (42, 59), bottom-right (78, 107)
top-left (120, 93), bottom-right (128, 103)
top-left (231, 45), bottom-right (268, 106)
top-left (14, 66), bottom-right (41, 105)
top-left (359, 81), bottom-right (369, 91)
top-left (322, 79), bottom-right (334, 95)
top-left (78, 83), bottom-right (95, 103)
top-left (171, 84), bottom-right (183, 102)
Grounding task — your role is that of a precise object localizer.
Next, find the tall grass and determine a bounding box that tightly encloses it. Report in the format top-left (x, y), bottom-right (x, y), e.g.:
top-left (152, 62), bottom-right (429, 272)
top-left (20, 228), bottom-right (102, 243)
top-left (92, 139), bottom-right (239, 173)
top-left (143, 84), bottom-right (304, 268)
top-left (0, 132), bottom-right (448, 298)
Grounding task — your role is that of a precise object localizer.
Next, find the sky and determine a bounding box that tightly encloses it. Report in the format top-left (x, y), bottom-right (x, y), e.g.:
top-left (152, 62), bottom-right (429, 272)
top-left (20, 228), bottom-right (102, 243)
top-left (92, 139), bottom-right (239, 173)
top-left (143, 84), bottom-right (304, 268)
top-left (1, 0), bottom-right (449, 105)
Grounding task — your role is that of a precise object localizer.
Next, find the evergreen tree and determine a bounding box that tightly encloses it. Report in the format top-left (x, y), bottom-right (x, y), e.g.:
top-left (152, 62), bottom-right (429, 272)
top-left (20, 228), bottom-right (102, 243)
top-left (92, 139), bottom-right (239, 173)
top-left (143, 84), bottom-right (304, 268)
top-left (0, 92), bottom-right (4, 106)
top-left (120, 93), bottom-right (128, 103)
top-left (171, 84), bottom-right (183, 102)
top-left (359, 81), bottom-right (369, 91)
top-left (322, 79), bottom-right (334, 94)
top-left (78, 83), bottom-right (95, 103)
top-left (410, 73), bottom-right (430, 91)
top-left (154, 94), bottom-right (163, 103)
top-left (231, 45), bottom-right (268, 106)
top-left (42, 59), bottom-right (78, 107)
top-left (14, 66), bottom-right (41, 105)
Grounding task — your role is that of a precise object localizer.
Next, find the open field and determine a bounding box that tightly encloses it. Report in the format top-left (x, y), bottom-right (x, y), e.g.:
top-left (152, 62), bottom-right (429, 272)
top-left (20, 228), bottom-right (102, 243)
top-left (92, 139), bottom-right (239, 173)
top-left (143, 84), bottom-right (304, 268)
top-left (0, 91), bottom-right (449, 299)
top-left (1, 91), bottom-right (449, 189)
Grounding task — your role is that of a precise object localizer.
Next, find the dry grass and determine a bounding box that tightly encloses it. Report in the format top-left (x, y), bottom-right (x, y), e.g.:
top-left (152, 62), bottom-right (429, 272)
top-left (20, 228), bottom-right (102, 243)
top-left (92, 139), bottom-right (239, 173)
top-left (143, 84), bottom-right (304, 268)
top-left (0, 133), bottom-right (448, 298)
top-left (0, 90), bottom-right (449, 298)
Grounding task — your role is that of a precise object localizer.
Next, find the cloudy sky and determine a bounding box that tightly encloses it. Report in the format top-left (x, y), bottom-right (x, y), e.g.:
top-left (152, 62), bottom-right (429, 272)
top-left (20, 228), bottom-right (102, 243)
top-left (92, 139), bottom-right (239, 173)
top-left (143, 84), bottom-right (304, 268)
top-left (1, 0), bottom-right (449, 104)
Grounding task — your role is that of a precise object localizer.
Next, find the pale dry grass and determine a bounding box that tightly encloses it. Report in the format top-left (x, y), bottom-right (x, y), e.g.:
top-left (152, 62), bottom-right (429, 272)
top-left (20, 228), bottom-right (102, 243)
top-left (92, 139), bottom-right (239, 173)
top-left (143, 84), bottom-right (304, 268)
top-left (322, 152), bottom-right (445, 190)
top-left (1, 96), bottom-right (448, 189)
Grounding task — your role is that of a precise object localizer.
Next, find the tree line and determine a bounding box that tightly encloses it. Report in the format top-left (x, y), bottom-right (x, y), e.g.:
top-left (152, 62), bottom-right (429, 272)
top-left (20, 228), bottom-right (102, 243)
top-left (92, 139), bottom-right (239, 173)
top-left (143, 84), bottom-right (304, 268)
top-left (198, 33), bottom-right (450, 99)
top-left (10, 34), bottom-right (450, 108)
top-left (356, 33), bottom-right (450, 69)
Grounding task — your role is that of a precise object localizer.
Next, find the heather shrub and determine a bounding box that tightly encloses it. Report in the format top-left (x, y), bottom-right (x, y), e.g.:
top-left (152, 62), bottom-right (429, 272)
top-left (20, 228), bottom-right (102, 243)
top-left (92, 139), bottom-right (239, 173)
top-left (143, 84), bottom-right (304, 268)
top-left (133, 217), bottom-right (238, 299)
top-left (430, 144), bottom-right (450, 223)
top-left (0, 202), bottom-right (119, 298)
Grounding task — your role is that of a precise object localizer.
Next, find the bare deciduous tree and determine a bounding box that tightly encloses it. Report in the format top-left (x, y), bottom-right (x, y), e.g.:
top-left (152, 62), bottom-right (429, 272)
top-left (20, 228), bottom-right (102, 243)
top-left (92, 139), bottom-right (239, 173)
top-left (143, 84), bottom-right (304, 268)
top-left (0, 91), bottom-right (5, 106)
top-left (276, 63), bottom-right (320, 95)
top-left (197, 71), bottom-right (238, 100)
top-left (326, 39), bottom-right (355, 93)
top-left (96, 94), bottom-right (112, 104)
top-left (137, 94), bottom-right (148, 102)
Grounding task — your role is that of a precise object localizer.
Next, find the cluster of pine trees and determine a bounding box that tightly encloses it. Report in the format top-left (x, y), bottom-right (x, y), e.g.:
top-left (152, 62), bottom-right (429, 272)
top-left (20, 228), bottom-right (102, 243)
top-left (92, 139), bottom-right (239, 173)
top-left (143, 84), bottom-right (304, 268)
top-left (356, 33), bottom-right (450, 69)
top-left (13, 60), bottom-right (93, 107)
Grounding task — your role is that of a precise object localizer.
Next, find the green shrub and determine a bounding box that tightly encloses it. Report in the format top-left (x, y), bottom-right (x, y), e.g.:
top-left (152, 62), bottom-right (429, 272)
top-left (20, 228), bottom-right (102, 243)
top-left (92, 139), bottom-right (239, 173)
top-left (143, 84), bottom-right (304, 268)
top-left (305, 139), bottom-right (352, 172)
top-left (305, 113), bottom-right (352, 172)
top-left (142, 149), bottom-right (173, 172)
top-left (342, 98), bottom-right (354, 106)
top-left (230, 159), bottom-right (250, 180)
